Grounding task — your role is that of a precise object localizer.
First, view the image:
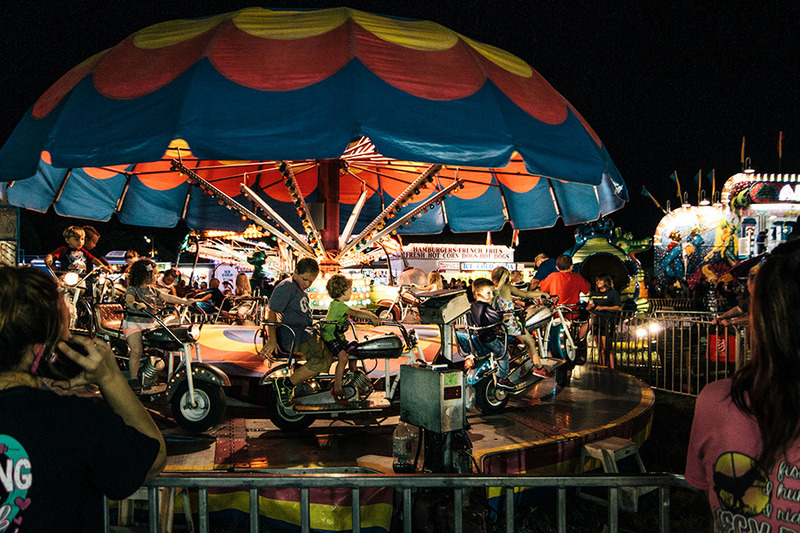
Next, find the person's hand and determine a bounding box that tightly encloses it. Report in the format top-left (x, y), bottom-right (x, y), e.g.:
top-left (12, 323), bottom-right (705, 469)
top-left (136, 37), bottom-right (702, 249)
top-left (370, 314), bottom-right (381, 326)
top-left (262, 335), bottom-right (278, 357)
top-left (51, 336), bottom-right (120, 390)
top-left (586, 300), bottom-right (596, 310)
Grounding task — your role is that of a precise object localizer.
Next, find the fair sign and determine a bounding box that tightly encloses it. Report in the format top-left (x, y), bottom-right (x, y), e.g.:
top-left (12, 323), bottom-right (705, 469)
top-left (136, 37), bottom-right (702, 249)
top-left (403, 243), bottom-right (514, 262)
top-left (213, 263), bottom-right (240, 291)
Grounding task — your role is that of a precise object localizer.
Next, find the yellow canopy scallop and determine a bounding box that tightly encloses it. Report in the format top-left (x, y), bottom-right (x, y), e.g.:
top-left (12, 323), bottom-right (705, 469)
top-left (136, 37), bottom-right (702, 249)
top-left (133, 13), bottom-right (230, 49)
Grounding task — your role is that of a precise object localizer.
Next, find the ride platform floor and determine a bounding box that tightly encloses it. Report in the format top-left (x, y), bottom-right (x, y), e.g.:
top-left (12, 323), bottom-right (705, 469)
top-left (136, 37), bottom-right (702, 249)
top-left (159, 364), bottom-right (654, 476)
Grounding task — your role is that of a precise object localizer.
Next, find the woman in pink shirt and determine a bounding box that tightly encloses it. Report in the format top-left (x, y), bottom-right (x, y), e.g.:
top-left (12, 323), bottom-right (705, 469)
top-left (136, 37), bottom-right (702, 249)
top-left (686, 239), bottom-right (800, 530)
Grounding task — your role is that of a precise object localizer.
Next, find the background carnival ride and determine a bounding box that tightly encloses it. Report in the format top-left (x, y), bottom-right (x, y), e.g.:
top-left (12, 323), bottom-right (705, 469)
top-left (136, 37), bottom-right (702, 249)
top-left (566, 218), bottom-right (652, 310)
top-left (653, 169), bottom-right (799, 291)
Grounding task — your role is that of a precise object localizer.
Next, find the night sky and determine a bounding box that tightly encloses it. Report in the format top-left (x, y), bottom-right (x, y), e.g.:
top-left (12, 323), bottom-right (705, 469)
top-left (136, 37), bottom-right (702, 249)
top-left (3, 1), bottom-right (799, 264)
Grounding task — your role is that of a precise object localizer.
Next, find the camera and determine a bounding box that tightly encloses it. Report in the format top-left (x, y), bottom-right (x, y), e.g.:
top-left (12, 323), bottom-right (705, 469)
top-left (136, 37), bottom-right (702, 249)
top-left (35, 338), bottom-right (89, 381)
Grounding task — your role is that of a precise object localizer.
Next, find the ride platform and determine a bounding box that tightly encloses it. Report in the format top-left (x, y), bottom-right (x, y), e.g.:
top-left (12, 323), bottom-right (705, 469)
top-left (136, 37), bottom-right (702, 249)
top-left (161, 363), bottom-right (654, 475)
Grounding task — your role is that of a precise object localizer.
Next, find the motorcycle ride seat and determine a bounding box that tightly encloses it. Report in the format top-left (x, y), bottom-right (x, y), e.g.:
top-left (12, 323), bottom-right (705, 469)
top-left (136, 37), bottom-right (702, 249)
top-left (525, 305), bottom-right (553, 330)
top-left (348, 334), bottom-right (404, 359)
top-left (94, 303), bottom-right (125, 337)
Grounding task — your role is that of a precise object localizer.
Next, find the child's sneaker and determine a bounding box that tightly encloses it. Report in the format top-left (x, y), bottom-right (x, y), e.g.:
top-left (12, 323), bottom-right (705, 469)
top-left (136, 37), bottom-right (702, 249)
top-left (496, 377), bottom-right (515, 390)
top-left (274, 377), bottom-right (294, 407)
top-left (532, 367), bottom-right (552, 379)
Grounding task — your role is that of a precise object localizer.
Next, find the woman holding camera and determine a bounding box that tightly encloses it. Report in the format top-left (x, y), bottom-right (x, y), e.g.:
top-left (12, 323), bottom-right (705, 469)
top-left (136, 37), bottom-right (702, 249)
top-left (0, 266), bottom-right (166, 531)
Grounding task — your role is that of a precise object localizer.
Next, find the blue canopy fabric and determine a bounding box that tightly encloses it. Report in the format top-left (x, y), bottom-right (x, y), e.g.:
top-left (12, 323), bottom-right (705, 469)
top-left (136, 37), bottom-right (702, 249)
top-left (0, 7), bottom-right (627, 243)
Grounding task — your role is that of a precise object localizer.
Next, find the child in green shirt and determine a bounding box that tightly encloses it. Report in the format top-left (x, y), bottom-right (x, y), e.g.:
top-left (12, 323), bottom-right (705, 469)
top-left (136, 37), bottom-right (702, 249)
top-left (323, 274), bottom-right (381, 404)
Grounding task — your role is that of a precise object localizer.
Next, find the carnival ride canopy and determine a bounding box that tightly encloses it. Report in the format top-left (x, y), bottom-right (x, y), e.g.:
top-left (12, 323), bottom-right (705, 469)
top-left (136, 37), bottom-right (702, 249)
top-left (0, 7), bottom-right (627, 261)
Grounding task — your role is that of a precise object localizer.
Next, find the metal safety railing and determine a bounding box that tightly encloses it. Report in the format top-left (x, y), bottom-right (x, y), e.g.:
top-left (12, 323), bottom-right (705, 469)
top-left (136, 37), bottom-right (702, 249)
top-left (105, 471), bottom-right (693, 533)
top-left (585, 310), bottom-right (749, 396)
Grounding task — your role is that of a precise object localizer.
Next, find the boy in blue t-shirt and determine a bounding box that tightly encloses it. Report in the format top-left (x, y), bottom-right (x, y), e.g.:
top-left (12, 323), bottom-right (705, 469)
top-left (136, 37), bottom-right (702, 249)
top-left (322, 274), bottom-right (380, 404)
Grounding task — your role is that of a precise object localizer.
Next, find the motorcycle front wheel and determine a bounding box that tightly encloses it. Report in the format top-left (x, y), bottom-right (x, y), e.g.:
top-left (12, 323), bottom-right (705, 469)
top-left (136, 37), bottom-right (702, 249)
top-left (474, 377), bottom-right (509, 415)
top-left (266, 387), bottom-right (314, 432)
top-left (549, 324), bottom-right (577, 369)
top-left (171, 379), bottom-right (227, 433)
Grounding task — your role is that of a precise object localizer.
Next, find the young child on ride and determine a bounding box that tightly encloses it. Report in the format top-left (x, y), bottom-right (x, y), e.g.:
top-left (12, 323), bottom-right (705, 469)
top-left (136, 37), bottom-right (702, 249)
top-left (322, 274), bottom-right (381, 404)
top-left (490, 266), bottom-right (551, 378)
top-left (44, 225), bottom-right (107, 274)
top-left (122, 258), bottom-right (203, 394)
top-left (470, 278), bottom-right (514, 389)
top-left (229, 272), bottom-right (256, 325)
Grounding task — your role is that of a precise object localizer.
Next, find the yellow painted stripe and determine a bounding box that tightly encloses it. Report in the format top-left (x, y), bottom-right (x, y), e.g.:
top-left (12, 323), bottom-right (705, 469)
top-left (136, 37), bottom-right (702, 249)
top-left (174, 491), bottom-right (392, 530)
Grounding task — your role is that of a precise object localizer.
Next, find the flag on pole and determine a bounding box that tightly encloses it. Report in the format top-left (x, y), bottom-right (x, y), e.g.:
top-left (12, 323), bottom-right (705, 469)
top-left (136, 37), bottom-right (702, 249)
top-left (669, 171), bottom-right (682, 200)
top-left (741, 136), bottom-right (746, 165)
top-left (641, 187), bottom-right (666, 213)
top-left (511, 229), bottom-right (520, 247)
top-left (694, 170), bottom-right (702, 203)
top-left (486, 232), bottom-right (492, 246)
top-left (779, 131), bottom-right (784, 159)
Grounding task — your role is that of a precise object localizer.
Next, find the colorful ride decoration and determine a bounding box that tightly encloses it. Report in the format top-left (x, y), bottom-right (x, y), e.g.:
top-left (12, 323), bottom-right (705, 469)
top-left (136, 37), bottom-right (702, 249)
top-left (566, 218), bottom-right (652, 309)
top-left (0, 7), bottom-right (627, 265)
top-left (721, 171), bottom-right (800, 256)
top-left (653, 205), bottom-right (738, 288)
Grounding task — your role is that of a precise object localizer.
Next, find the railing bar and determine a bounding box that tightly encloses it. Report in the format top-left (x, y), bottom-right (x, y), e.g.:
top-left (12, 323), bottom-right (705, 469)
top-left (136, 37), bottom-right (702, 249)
top-left (403, 488), bottom-right (412, 533)
top-left (505, 486), bottom-right (514, 533)
top-left (352, 488), bottom-right (361, 533)
top-left (301, 487), bottom-right (310, 533)
top-left (557, 486), bottom-right (566, 533)
top-left (659, 486), bottom-right (670, 533)
top-left (608, 486), bottom-right (619, 533)
top-left (249, 488), bottom-right (259, 533)
top-left (103, 496), bottom-right (110, 533)
top-left (199, 487), bottom-right (208, 533)
top-left (148, 487), bottom-right (159, 533)
top-left (454, 487), bottom-right (463, 533)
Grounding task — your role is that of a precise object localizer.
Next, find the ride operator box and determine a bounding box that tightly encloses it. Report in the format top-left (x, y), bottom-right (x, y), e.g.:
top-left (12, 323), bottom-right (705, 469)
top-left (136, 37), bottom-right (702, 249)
top-left (400, 365), bottom-right (464, 433)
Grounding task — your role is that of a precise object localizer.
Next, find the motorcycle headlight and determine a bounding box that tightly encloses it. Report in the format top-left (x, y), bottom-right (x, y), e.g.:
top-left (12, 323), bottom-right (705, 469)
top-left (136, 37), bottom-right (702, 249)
top-left (62, 272), bottom-right (80, 286)
top-left (188, 324), bottom-right (201, 341)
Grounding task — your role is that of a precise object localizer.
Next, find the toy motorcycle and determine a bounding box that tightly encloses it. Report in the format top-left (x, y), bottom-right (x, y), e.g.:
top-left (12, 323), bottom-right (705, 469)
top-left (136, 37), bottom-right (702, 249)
top-left (260, 320), bottom-right (426, 431)
top-left (523, 296), bottom-right (587, 378)
top-left (456, 313), bottom-right (563, 415)
top-left (85, 302), bottom-right (230, 433)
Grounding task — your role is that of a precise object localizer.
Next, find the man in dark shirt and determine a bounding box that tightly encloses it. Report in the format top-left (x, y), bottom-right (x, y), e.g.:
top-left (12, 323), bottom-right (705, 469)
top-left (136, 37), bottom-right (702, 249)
top-left (263, 258), bottom-right (333, 405)
top-left (529, 253), bottom-right (558, 290)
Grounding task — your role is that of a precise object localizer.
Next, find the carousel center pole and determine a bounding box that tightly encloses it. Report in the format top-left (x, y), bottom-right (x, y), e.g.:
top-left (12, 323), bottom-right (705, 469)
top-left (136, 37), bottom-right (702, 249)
top-left (318, 159), bottom-right (343, 262)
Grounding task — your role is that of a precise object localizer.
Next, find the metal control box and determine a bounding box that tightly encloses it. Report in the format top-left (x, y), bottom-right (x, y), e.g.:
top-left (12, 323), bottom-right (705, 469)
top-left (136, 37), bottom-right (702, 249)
top-left (417, 292), bottom-right (470, 325)
top-left (400, 365), bottom-right (464, 433)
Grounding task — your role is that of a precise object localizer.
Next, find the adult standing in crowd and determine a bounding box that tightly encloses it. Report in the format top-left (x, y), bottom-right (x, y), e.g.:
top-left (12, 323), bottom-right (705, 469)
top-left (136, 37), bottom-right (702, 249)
top-left (529, 253), bottom-right (559, 290)
top-left (581, 274), bottom-right (621, 368)
top-left (0, 266), bottom-right (166, 531)
top-left (712, 264), bottom-right (759, 327)
top-left (539, 255), bottom-right (591, 311)
top-left (686, 239), bottom-right (800, 531)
